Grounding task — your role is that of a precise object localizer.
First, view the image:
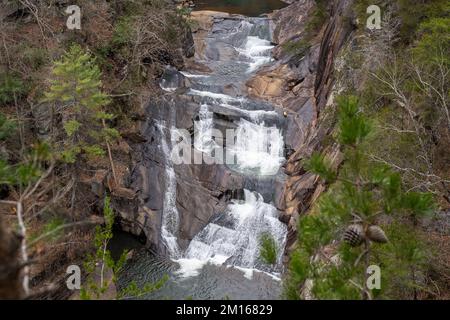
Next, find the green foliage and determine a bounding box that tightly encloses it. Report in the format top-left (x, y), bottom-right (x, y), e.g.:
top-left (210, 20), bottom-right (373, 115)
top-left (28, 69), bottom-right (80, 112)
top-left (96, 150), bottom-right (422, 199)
top-left (83, 145), bottom-right (106, 158)
top-left (0, 113), bottom-right (16, 140)
top-left (81, 197), bottom-right (165, 300)
top-left (396, 0), bottom-right (449, 42)
top-left (400, 192), bottom-right (435, 218)
top-left (371, 222), bottom-right (428, 299)
top-left (328, 0), bottom-right (447, 299)
top-left (60, 146), bottom-right (81, 164)
top-left (21, 45), bottom-right (48, 71)
top-left (102, 127), bottom-right (121, 142)
top-left (81, 196), bottom-right (119, 299)
top-left (28, 216), bottom-right (67, 245)
top-left (259, 233), bottom-right (278, 265)
top-left (304, 153), bottom-right (336, 182)
top-left (175, 6), bottom-right (192, 17)
top-left (285, 95), bottom-right (435, 299)
top-left (352, 3), bottom-right (449, 192)
top-left (306, 0), bottom-right (329, 34)
top-left (41, 217), bottom-right (66, 241)
top-left (337, 96), bottom-right (372, 146)
top-left (0, 159), bottom-right (14, 185)
top-left (43, 44), bottom-right (117, 164)
top-left (0, 73), bottom-right (26, 105)
top-left (63, 120), bottom-right (81, 137)
top-left (112, 16), bottom-right (134, 48)
top-left (354, 0), bottom-right (448, 43)
top-left (282, 39), bottom-right (310, 57)
top-left (412, 17), bottom-right (450, 68)
top-left (117, 275), bottom-right (169, 300)
top-left (16, 143), bottom-right (51, 187)
top-left (0, 142), bottom-right (51, 186)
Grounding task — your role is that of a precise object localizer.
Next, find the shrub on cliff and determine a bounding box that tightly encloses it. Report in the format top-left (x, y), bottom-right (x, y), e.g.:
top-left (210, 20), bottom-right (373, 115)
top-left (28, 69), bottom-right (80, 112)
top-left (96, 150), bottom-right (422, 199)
top-left (0, 73), bottom-right (27, 106)
top-left (43, 45), bottom-right (119, 172)
top-left (259, 232), bottom-right (278, 265)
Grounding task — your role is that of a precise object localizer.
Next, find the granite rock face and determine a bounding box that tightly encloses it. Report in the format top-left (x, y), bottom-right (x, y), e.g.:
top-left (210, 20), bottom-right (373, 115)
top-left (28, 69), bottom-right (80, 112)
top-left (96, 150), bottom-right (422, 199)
top-left (246, 0), bottom-right (354, 256)
top-left (119, 0), bottom-right (354, 259)
top-left (272, 0), bottom-right (316, 47)
top-left (121, 12), bottom-right (287, 254)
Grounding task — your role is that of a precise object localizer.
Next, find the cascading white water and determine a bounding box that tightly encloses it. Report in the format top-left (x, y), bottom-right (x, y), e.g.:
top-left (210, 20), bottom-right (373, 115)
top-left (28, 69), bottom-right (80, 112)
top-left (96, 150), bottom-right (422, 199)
top-left (180, 72), bottom-right (209, 79)
top-left (176, 189), bottom-right (287, 278)
top-left (188, 89), bottom-right (245, 103)
top-left (194, 104), bottom-right (216, 153)
top-left (160, 79), bottom-right (177, 92)
top-left (156, 18), bottom-right (287, 284)
top-left (237, 36), bottom-right (274, 73)
top-left (157, 122), bottom-right (181, 258)
top-left (192, 112), bottom-right (285, 175)
top-left (229, 119), bottom-right (284, 176)
top-left (188, 89), bottom-right (277, 121)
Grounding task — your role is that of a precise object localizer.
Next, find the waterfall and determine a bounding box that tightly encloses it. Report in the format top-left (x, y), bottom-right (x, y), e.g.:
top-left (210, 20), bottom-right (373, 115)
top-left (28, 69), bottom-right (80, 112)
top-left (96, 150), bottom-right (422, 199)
top-left (229, 119), bottom-right (284, 176)
top-left (157, 122), bottom-right (181, 258)
top-left (176, 190), bottom-right (287, 278)
top-left (194, 104), bottom-right (216, 153)
top-left (188, 89), bottom-right (245, 104)
top-left (154, 16), bottom-right (287, 285)
top-left (237, 36), bottom-right (274, 73)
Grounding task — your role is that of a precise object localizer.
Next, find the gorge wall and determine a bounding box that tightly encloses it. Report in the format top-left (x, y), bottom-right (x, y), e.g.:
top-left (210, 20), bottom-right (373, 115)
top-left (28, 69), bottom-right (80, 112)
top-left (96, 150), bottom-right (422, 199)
top-left (115, 0), bottom-right (356, 264)
top-left (248, 0), bottom-right (355, 256)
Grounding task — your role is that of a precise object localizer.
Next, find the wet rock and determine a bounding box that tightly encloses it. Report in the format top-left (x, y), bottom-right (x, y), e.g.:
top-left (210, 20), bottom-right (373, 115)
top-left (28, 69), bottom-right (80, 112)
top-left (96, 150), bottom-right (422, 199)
top-left (160, 65), bottom-right (191, 91)
top-left (222, 84), bottom-right (240, 97)
top-left (175, 178), bottom-right (219, 247)
top-left (190, 11), bottom-right (230, 60)
top-left (184, 61), bottom-right (213, 74)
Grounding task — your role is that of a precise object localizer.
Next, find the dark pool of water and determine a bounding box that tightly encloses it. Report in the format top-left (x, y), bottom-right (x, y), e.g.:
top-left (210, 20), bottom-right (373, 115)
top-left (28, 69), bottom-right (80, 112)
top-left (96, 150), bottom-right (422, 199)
top-left (194, 0), bottom-right (287, 16)
top-left (108, 229), bottom-right (145, 261)
top-left (117, 250), bottom-right (283, 300)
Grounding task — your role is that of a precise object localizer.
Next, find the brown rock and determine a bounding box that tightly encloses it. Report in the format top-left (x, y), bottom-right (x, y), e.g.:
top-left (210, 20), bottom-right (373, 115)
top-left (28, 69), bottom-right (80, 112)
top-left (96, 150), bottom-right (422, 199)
top-left (111, 187), bottom-right (136, 200)
top-left (121, 131), bottom-right (147, 144)
top-left (80, 169), bottom-right (108, 197)
top-left (270, 0), bottom-right (316, 45)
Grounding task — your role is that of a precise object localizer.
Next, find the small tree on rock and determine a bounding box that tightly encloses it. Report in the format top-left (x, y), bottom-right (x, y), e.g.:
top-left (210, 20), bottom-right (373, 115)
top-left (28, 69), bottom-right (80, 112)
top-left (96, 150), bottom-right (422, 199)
top-left (286, 96), bottom-right (435, 300)
top-left (44, 45), bottom-right (119, 179)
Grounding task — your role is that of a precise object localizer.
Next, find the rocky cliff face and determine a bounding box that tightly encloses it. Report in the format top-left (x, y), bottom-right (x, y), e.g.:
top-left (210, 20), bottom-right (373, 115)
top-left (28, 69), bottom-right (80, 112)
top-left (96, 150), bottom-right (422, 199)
top-left (118, 0), bottom-right (356, 260)
top-left (246, 0), bottom-right (355, 255)
top-left (118, 11), bottom-right (287, 254)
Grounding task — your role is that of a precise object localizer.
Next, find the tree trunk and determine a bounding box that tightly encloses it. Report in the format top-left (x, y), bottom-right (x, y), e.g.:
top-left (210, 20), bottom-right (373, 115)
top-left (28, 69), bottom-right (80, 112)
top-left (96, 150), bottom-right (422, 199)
top-left (0, 215), bottom-right (25, 299)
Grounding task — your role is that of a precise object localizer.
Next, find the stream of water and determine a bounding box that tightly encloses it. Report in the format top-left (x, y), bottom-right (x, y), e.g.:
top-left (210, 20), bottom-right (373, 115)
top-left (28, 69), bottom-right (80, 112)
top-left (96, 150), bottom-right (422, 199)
top-left (117, 8), bottom-right (288, 300)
